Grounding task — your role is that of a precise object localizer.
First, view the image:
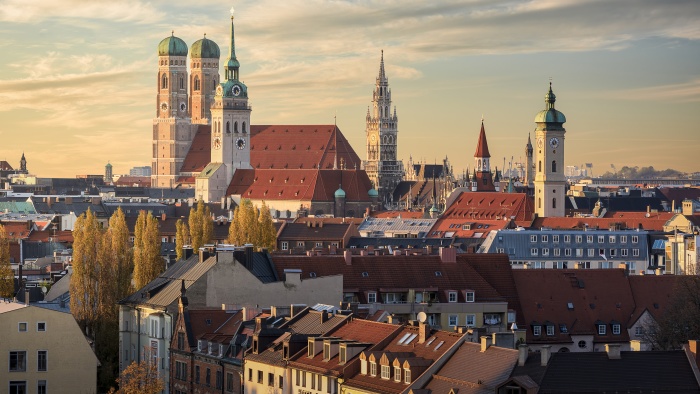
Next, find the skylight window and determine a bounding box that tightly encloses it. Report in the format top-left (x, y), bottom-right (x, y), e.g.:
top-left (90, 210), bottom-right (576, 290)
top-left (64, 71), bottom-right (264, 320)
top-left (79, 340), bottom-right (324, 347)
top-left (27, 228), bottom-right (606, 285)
top-left (403, 334), bottom-right (418, 345)
top-left (434, 341), bottom-right (444, 351)
top-left (426, 337), bottom-right (436, 346)
top-left (435, 271), bottom-right (443, 277)
top-left (397, 333), bottom-right (411, 345)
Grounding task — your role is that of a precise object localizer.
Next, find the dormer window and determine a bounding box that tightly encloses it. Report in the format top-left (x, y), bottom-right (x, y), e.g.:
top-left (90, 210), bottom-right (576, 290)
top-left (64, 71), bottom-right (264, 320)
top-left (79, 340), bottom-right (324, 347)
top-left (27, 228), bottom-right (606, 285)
top-left (394, 366), bottom-right (401, 382)
top-left (219, 344), bottom-right (225, 356)
top-left (323, 342), bottom-right (331, 361)
top-left (404, 368), bottom-right (411, 384)
top-left (546, 325), bottom-right (555, 336)
top-left (339, 346), bottom-right (347, 364)
top-left (465, 291), bottom-right (475, 302)
top-left (612, 323), bottom-right (621, 335)
top-left (209, 343), bottom-right (214, 355)
top-left (381, 364), bottom-right (390, 380)
top-left (370, 361), bottom-right (377, 377)
top-left (308, 340), bottom-right (315, 357)
top-left (198, 340), bottom-right (203, 351)
top-left (598, 324), bottom-right (606, 335)
top-left (360, 358), bottom-right (367, 375)
top-left (448, 291), bottom-right (457, 303)
top-left (533, 325), bottom-right (541, 336)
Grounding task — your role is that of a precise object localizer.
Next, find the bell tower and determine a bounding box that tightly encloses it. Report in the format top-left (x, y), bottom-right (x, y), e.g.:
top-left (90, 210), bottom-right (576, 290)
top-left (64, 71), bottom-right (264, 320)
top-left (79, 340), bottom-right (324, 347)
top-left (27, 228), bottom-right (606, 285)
top-left (189, 35), bottom-right (220, 124)
top-left (525, 133), bottom-right (534, 187)
top-left (363, 51), bottom-right (403, 204)
top-left (151, 32), bottom-right (192, 188)
top-left (534, 83), bottom-right (567, 217)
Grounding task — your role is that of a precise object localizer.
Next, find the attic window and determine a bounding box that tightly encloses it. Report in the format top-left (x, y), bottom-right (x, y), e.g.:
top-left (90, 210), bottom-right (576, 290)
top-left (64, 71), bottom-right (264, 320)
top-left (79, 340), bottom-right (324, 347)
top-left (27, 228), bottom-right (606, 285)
top-left (435, 271), bottom-right (442, 277)
top-left (559, 324), bottom-right (568, 333)
top-left (205, 319), bottom-right (212, 325)
top-left (309, 272), bottom-right (317, 278)
top-left (567, 302), bottom-right (574, 310)
top-left (361, 272), bottom-right (369, 277)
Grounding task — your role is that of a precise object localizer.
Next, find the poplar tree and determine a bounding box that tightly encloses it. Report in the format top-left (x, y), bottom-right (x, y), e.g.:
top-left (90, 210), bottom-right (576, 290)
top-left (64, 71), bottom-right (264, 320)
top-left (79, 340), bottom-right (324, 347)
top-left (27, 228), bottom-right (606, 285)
top-left (189, 200), bottom-right (214, 251)
top-left (70, 209), bottom-right (102, 334)
top-left (133, 211), bottom-right (163, 289)
top-left (226, 199), bottom-right (277, 250)
top-left (175, 219), bottom-right (189, 261)
top-left (0, 224), bottom-right (13, 298)
top-left (258, 201), bottom-right (277, 251)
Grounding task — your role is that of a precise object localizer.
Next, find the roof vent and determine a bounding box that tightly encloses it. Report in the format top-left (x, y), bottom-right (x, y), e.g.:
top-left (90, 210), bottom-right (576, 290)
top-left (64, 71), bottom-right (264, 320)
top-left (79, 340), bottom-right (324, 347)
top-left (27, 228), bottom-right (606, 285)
top-left (435, 271), bottom-right (442, 277)
top-left (567, 302), bottom-right (574, 310)
top-left (361, 272), bottom-right (369, 277)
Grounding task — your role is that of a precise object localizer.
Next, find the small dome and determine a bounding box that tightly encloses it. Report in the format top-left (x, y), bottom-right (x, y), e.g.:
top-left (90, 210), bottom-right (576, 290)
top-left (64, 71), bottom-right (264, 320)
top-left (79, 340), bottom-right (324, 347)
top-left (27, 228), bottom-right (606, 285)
top-left (335, 187), bottom-right (346, 198)
top-left (368, 188), bottom-right (379, 198)
top-left (191, 36), bottom-right (220, 59)
top-left (534, 108), bottom-right (566, 124)
top-left (158, 34), bottom-right (188, 57)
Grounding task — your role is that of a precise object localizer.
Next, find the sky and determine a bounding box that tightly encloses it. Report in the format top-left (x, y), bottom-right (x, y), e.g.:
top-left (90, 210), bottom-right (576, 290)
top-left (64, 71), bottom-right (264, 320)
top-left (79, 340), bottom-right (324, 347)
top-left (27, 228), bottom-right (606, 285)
top-left (0, 0), bottom-right (699, 179)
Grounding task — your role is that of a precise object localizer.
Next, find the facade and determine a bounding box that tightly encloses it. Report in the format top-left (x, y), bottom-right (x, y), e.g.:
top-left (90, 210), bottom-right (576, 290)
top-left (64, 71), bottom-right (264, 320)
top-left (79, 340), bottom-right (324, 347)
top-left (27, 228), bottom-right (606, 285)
top-left (534, 83), bottom-right (567, 217)
top-left (480, 228), bottom-right (650, 273)
top-left (363, 51), bottom-right (403, 203)
top-left (0, 302), bottom-right (99, 394)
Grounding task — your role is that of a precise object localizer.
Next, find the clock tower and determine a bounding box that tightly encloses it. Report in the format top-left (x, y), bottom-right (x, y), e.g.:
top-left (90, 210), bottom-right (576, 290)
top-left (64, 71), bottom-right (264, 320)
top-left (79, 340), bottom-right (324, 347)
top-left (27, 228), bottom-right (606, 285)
top-left (196, 10), bottom-right (251, 202)
top-left (534, 83), bottom-right (567, 217)
top-left (363, 51), bottom-right (403, 204)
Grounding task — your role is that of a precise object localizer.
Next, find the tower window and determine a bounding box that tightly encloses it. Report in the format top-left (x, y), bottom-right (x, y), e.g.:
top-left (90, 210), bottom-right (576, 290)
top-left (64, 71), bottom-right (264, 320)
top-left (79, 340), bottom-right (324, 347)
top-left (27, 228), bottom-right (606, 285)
top-left (538, 197), bottom-right (542, 209)
top-left (552, 160), bottom-right (557, 173)
top-left (539, 161), bottom-right (542, 172)
top-left (161, 74), bottom-right (168, 89)
top-left (226, 121), bottom-right (230, 134)
top-left (234, 121), bottom-right (239, 133)
top-left (179, 77), bottom-right (184, 90)
top-left (243, 121), bottom-right (247, 134)
top-left (194, 76), bottom-right (200, 91)
top-left (553, 198), bottom-right (557, 209)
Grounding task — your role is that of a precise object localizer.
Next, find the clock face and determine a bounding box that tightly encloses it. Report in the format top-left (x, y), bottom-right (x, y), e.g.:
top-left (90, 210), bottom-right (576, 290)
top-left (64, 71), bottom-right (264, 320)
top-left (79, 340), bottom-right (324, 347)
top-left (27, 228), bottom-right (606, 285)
top-left (160, 102), bottom-right (168, 111)
top-left (371, 134), bottom-right (376, 143)
top-left (179, 102), bottom-right (186, 112)
top-left (236, 137), bottom-right (246, 150)
top-left (232, 84), bottom-right (241, 96)
top-left (549, 137), bottom-right (560, 149)
top-left (213, 137), bottom-right (221, 150)
top-left (537, 138), bottom-right (544, 148)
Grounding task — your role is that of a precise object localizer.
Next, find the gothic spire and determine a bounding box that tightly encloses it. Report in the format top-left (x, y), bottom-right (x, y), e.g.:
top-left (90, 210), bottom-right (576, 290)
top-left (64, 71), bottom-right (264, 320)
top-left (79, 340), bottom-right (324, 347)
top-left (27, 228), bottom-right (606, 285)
top-left (378, 49), bottom-right (386, 81)
top-left (474, 120), bottom-right (491, 158)
top-left (225, 7), bottom-right (240, 81)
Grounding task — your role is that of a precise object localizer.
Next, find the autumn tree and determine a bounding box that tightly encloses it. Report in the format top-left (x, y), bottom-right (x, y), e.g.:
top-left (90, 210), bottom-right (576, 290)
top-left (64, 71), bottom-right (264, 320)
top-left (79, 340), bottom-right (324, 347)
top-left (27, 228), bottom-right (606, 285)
top-left (189, 200), bottom-right (214, 251)
top-left (257, 201), bottom-right (277, 251)
top-left (70, 209), bottom-right (102, 335)
top-left (0, 224), bottom-right (14, 298)
top-left (112, 347), bottom-right (164, 394)
top-left (175, 219), bottom-right (189, 261)
top-left (227, 199), bottom-right (276, 250)
top-left (133, 211), bottom-right (164, 289)
top-left (642, 276), bottom-right (700, 350)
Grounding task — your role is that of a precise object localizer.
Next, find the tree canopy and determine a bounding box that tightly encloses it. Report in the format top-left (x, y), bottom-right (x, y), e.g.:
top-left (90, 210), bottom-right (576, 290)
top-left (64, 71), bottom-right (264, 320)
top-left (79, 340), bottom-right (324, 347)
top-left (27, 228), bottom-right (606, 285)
top-left (0, 224), bottom-right (13, 299)
top-left (227, 199), bottom-right (276, 250)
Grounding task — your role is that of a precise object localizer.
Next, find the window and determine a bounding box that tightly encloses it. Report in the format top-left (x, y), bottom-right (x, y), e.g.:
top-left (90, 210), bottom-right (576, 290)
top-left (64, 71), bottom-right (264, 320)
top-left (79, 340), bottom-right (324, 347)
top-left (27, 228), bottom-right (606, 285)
top-left (227, 372), bottom-right (234, 392)
top-left (576, 248), bottom-right (583, 257)
top-left (404, 368), bottom-right (411, 384)
top-left (533, 326), bottom-right (541, 336)
top-left (257, 370), bottom-right (262, 384)
top-left (632, 249), bottom-right (640, 257)
top-left (381, 364), bottom-right (390, 379)
top-left (531, 248), bottom-right (539, 256)
top-left (9, 381), bottom-right (26, 394)
top-left (217, 371), bottom-right (223, 389)
top-left (466, 291), bottom-right (475, 302)
top-left (620, 235), bottom-right (627, 243)
top-left (194, 76), bottom-right (200, 91)
top-left (175, 361), bottom-right (187, 381)
top-left (553, 235), bottom-right (560, 243)
top-left (530, 235), bottom-right (537, 243)
top-left (37, 350), bottom-right (47, 372)
top-left (448, 291), bottom-right (457, 302)
top-left (541, 248), bottom-right (549, 256)
top-left (448, 315), bottom-right (458, 327)
top-left (578, 340), bottom-right (587, 349)
top-left (587, 235), bottom-right (593, 243)
top-left (196, 366), bottom-right (200, 383)
top-left (18, 322), bottom-right (27, 332)
top-left (552, 160), bottom-right (557, 173)
top-left (279, 375), bottom-right (284, 389)
top-left (598, 325), bottom-right (606, 335)
top-left (612, 324), bottom-right (621, 335)
top-left (394, 366), bottom-right (402, 382)
top-left (609, 235), bottom-right (616, 243)
top-left (546, 325), bottom-right (554, 336)
top-left (553, 248), bottom-right (560, 257)
top-left (588, 248), bottom-right (595, 257)
top-left (368, 292), bottom-right (377, 303)
top-left (248, 368), bottom-right (252, 382)
top-left (635, 326), bottom-right (644, 337)
top-left (564, 248), bottom-right (571, 257)
top-left (268, 372), bottom-right (274, 387)
top-left (316, 242), bottom-right (323, 248)
top-left (9, 351), bottom-right (26, 372)
top-left (297, 241), bottom-right (304, 247)
top-left (564, 235), bottom-right (571, 243)
top-left (576, 235), bottom-right (582, 243)
top-left (552, 198), bottom-right (557, 209)
top-left (632, 236), bottom-right (638, 244)
top-left (37, 380), bottom-right (47, 394)
top-left (370, 361), bottom-right (377, 376)
top-left (466, 314), bottom-right (475, 327)
top-left (542, 235), bottom-right (548, 242)
top-left (598, 236), bottom-right (605, 243)
top-left (37, 322), bottom-right (46, 332)
top-left (281, 241), bottom-right (288, 250)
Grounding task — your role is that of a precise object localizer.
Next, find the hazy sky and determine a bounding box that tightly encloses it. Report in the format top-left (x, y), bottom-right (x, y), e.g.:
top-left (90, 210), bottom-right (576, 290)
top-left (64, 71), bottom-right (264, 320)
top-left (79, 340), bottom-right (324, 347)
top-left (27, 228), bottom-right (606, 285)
top-left (0, 0), bottom-right (698, 178)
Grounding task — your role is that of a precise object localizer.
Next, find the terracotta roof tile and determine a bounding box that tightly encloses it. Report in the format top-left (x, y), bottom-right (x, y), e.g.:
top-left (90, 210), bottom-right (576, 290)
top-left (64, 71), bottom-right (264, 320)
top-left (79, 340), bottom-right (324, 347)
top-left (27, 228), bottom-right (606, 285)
top-left (531, 216), bottom-right (668, 231)
top-left (443, 191), bottom-right (534, 224)
top-left (428, 219), bottom-right (510, 239)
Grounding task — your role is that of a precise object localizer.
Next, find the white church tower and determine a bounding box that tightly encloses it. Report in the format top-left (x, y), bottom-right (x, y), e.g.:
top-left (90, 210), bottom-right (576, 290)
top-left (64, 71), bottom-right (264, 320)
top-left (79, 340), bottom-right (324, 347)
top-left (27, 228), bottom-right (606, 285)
top-left (534, 83), bottom-right (567, 217)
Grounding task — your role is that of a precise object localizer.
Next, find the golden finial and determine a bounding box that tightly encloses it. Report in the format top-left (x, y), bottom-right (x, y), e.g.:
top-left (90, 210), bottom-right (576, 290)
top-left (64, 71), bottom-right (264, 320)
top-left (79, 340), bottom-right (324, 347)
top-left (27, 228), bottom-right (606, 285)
top-left (230, 6), bottom-right (235, 19)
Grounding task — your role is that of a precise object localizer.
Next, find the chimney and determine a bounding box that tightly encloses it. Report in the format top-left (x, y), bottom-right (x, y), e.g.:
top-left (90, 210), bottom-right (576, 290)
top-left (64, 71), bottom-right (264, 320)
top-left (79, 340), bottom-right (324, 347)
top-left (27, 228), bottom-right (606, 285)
top-left (630, 340), bottom-right (642, 351)
top-left (393, 250), bottom-right (401, 256)
top-left (161, 213), bottom-right (166, 221)
top-left (199, 248), bottom-right (210, 263)
top-left (439, 247), bottom-right (457, 263)
top-left (25, 288), bottom-right (30, 305)
top-left (360, 249), bottom-right (368, 257)
top-left (518, 344), bottom-right (529, 366)
top-left (344, 250), bottom-right (352, 265)
top-left (605, 343), bottom-right (621, 359)
top-left (320, 310), bottom-right (328, 323)
top-left (426, 245), bottom-right (433, 254)
top-left (387, 315), bottom-right (393, 324)
top-left (418, 321), bottom-right (428, 344)
top-left (540, 345), bottom-right (552, 366)
top-left (480, 336), bottom-right (492, 352)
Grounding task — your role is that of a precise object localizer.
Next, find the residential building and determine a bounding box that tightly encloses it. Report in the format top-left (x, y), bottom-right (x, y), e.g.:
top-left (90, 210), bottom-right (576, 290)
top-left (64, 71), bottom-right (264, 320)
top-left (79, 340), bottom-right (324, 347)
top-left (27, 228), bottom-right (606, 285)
top-left (358, 217), bottom-right (437, 238)
top-left (0, 301), bottom-right (99, 394)
top-left (276, 221), bottom-right (359, 253)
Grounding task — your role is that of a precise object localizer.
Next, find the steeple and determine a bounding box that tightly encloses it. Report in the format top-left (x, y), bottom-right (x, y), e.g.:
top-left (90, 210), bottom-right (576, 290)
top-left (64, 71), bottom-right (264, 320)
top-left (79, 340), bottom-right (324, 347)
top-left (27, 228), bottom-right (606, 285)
top-left (474, 120), bottom-right (491, 158)
top-left (472, 119), bottom-right (495, 192)
top-left (545, 82), bottom-right (556, 109)
top-left (378, 50), bottom-right (386, 82)
top-left (526, 133), bottom-right (533, 157)
top-left (225, 7), bottom-right (240, 82)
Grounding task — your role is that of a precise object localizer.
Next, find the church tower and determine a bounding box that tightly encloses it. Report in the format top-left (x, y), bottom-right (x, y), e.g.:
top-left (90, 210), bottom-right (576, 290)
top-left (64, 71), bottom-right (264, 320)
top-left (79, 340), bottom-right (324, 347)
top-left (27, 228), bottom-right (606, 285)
top-left (189, 35), bottom-right (220, 124)
top-left (525, 133), bottom-right (534, 187)
top-left (534, 83), bottom-right (567, 217)
top-left (19, 152), bottom-right (27, 174)
top-left (196, 10), bottom-right (252, 202)
top-left (151, 32), bottom-right (192, 188)
top-left (363, 51), bottom-right (403, 204)
top-left (472, 120), bottom-right (496, 192)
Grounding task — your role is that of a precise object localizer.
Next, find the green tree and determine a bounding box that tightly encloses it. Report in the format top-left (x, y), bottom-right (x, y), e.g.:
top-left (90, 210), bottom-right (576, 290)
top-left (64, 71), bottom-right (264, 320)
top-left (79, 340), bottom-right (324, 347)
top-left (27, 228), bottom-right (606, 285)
top-left (0, 224), bottom-right (14, 298)
top-left (175, 219), bottom-right (189, 261)
top-left (133, 211), bottom-right (163, 289)
top-left (69, 209), bottom-right (102, 335)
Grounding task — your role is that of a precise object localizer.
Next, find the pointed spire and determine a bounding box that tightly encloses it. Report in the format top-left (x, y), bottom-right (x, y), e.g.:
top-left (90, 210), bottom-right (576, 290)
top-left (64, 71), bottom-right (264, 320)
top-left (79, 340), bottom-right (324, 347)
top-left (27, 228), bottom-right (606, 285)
top-left (379, 49), bottom-right (386, 81)
top-left (225, 7), bottom-right (240, 81)
top-left (545, 81), bottom-right (556, 109)
top-left (474, 119), bottom-right (491, 158)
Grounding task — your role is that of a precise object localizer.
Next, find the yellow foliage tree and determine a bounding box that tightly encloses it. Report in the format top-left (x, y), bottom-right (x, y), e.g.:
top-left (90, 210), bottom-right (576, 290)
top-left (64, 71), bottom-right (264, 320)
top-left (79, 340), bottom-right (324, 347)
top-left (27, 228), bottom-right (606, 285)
top-left (189, 200), bottom-right (214, 251)
top-left (112, 348), bottom-right (164, 394)
top-left (175, 219), bottom-right (189, 261)
top-left (226, 199), bottom-right (276, 250)
top-left (0, 224), bottom-right (13, 298)
top-left (70, 209), bottom-right (102, 334)
top-left (133, 211), bottom-right (163, 289)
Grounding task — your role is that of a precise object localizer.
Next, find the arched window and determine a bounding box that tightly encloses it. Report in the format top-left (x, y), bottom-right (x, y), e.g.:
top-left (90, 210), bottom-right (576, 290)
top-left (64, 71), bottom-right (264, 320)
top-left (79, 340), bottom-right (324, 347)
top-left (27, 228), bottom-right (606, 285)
top-left (161, 74), bottom-right (168, 89)
top-left (242, 121), bottom-right (247, 134)
top-left (385, 106), bottom-right (389, 116)
top-left (553, 198), bottom-right (557, 209)
top-left (552, 160), bottom-right (557, 173)
top-left (539, 161), bottom-right (542, 172)
top-left (179, 77), bottom-right (184, 90)
top-left (234, 121), bottom-right (239, 133)
top-left (478, 159), bottom-right (482, 170)
top-left (379, 107), bottom-right (382, 117)
top-left (194, 76), bottom-right (200, 91)
top-left (226, 121), bottom-right (230, 134)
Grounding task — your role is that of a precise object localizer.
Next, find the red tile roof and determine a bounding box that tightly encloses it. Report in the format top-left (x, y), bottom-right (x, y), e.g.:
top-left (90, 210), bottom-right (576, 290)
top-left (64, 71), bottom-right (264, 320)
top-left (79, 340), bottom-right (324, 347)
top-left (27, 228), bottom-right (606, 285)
top-left (226, 169), bottom-right (372, 202)
top-left (443, 192), bottom-right (534, 226)
top-left (180, 125), bottom-right (212, 174)
top-left (27, 230), bottom-right (73, 243)
top-left (474, 122), bottom-right (491, 158)
top-left (428, 219), bottom-right (510, 239)
top-left (627, 275), bottom-right (680, 326)
top-left (512, 269), bottom-right (635, 344)
top-left (0, 161), bottom-right (14, 171)
top-left (115, 176), bottom-right (151, 187)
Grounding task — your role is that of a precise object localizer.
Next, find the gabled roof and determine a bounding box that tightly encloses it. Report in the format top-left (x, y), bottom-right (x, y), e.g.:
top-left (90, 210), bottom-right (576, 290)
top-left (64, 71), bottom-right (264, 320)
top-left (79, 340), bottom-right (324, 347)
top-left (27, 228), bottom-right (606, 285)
top-left (512, 269), bottom-right (635, 343)
top-left (442, 191), bottom-right (534, 226)
top-left (180, 125), bottom-right (213, 174)
top-left (428, 219), bottom-right (510, 239)
top-left (278, 223), bottom-right (352, 241)
top-left (627, 275), bottom-right (680, 326)
top-left (185, 309), bottom-right (243, 348)
top-left (474, 122), bottom-right (491, 158)
top-left (538, 351), bottom-right (700, 393)
top-left (280, 309), bottom-right (350, 336)
top-left (270, 254), bottom-right (508, 303)
top-left (656, 187), bottom-right (700, 207)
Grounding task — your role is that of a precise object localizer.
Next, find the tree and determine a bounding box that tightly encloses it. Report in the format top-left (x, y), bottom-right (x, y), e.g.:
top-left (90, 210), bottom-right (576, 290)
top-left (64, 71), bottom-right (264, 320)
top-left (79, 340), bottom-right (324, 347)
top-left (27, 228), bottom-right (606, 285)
top-left (189, 200), bottom-right (213, 251)
top-left (175, 219), bottom-right (189, 261)
top-left (112, 348), bottom-right (164, 394)
top-left (70, 208), bottom-right (102, 335)
top-left (642, 276), bottom-right (700, 350)
top-left (257, 201), bottom-right (277, 251)
top-left (133, 211), bottom-right (164, 289)
top-left (0, 224), bottom-right (13, 299)
top-left (98, 207), bottom-right (133, 322)
top-left (226, 199), bottom-right (277, 250)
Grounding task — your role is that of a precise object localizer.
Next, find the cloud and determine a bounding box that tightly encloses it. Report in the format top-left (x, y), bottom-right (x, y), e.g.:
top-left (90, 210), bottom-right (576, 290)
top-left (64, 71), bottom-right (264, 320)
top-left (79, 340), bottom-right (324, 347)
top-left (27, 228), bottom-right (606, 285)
top-left (609, 79), bottom-right (700, 102)
top-left (0, 0), bottom-right (162, 24)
